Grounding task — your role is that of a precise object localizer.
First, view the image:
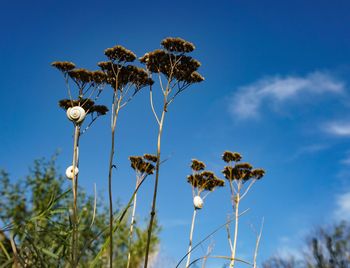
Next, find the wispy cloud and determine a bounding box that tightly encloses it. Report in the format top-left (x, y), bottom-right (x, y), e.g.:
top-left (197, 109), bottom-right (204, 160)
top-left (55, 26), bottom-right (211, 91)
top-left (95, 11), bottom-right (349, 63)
top-left (334, 191), bottom-right (350, 220)
top-left (324, 121), bottom-right (350, 137)
top-left (290, 143), bottom-right (330, 160)
top-left (229, 71), bottom-right (345, 119)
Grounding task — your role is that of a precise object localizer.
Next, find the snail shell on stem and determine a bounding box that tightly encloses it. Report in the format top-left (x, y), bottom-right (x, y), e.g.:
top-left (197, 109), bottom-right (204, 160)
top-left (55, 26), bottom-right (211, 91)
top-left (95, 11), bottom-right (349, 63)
top-left (66, 165), bottom-right (79, 180)
top-left (193, 195), bottom-right (203, 209)
top-left (66, 106), bottom-right (86, 124)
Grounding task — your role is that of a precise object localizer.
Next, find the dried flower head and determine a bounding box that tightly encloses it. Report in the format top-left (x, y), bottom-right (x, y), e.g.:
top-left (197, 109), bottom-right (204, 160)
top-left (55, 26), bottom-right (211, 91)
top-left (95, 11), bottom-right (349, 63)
top-left (58, 98), bottom-right (95, 112)
top-left (222, 162), bottom-right (254, 181)
top-left (222, 151), bottom-right (242, 163)
top-left (129, 156), bottom-right (155, 175)
top-left (191, 159), bottom-right (206, 171)
top-left (90, 105), bottom-right (109, 116)
top-left (140, 49), bottom-right (203, 84)
top-left (143, 154), bottom-right (158, 163)
top-left (91, 70), bottom-right (107, 84)
top-left (98, 62), bottom-right (153, 91)
top-left (51, 61), bottom-right (76, 72)
top-left (187, 174), bottom-right (205, 189)
top-left (251, 168), bottom-right (265, 180)
top-left (161, 37), bottom-right (195, 53)
top-left (104, 45), bottom-right (136, 62)
top-left (68, 68), bottom-right (93, 84)
top-left (187, 170), bottom-right (224, 191)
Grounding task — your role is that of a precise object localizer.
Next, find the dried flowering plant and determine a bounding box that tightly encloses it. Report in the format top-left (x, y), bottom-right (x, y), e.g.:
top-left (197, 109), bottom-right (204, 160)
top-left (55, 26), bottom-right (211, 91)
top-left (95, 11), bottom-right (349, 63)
top-left (185, 159), bottom-right (224, 267)
top-left (221, 151), bottom-right (265, 268)
top-left (126, 154), bottom-right (156, 268)
top-left (140, 37), bottom-right (204, 267)
top-left (98, 45), bottom-right (153, 267)
top-left (51, 61), bottom-right (108, 266)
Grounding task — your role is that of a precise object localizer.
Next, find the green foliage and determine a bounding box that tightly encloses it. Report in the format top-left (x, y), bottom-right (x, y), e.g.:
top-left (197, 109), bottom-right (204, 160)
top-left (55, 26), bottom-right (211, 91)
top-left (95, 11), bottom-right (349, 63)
top-left (0, 155), bottom-right (159, 267)
top-left (263, 221), bottom-right (350, 268)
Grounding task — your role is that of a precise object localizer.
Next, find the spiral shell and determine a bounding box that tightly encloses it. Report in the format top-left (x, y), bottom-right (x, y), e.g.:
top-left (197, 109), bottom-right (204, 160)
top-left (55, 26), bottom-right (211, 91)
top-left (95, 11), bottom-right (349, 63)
top-left (65, 165), bottom-right (79, 180)
top-left (193, 195), bottom-right (204, 209)
top-left (66, 106), bottom-right (86, 124)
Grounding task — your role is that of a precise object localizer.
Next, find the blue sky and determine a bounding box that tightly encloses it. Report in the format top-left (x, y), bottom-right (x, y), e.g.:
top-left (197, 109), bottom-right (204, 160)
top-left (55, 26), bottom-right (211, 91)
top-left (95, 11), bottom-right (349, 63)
top-left (1, 0), bottom-right (350, 266)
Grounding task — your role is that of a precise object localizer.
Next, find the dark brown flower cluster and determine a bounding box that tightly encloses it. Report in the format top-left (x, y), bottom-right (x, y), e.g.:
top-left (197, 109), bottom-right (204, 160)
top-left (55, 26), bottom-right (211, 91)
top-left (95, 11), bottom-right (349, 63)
top-left (140, 38), bottom-right (204, 84)
top-left (68, 69), bottom-right (107, 87)
top-left (51, 61), bottom-right (76, 72)
top-left (143, 154), bottom-right (158, 163)
top-left (222, 151), bottom-right (242, 163)
top-left (58, 98), bottom-right (108, 115)
top-left (129, 155), bottom-right (155, 175)
top-left (187, 170), bottom-right (224, 191)
top-left (222, 162), bottom-right (265, 182)
top-left (161, 37), bottom-right (195, 53)
top-left (104, 45), bottom-right (136, 62)
top-left (52, 62), bottom-right (107, 89)
top-left (191, 159), bottom-right (206, 171)
top-left (98, 62), bottom-right (153, 91)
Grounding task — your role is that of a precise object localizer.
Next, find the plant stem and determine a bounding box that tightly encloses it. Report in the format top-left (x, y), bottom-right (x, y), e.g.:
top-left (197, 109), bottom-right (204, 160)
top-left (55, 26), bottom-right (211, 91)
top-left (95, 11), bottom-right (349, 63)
top-left (126, 179), bottom-right (138, 268)
top-left (186, 208), bottom-right (198, 268)
top-left (71, 125), bottom-right (80, 267)
top-left (108, 95), bottom-right (121, 268)
top-left (144, 108), bottom-right (166, 268)
top-left (230, 190), bottom-right (240, 268)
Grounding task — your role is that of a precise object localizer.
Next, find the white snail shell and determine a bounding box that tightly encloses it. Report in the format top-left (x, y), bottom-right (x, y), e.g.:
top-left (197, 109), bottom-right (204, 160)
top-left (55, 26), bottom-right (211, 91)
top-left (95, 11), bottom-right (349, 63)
top-left (66, 106), bottom-right (86, 124)
top-left (65, 165), bottom-right (79, 180)
top-left (193, 195), bottom-right (204, 209)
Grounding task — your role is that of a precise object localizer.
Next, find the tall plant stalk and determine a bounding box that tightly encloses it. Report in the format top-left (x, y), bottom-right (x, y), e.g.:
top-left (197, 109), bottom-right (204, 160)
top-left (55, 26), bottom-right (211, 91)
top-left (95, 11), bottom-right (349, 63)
top-left (229, 181), bottom-right (241, 268)
top-left (141, 37), bottom-right (204, 268)
top-left (126, 177), bottom-right (140, 268)
top-left (52, 61), bottom-right (109, 267)
top-left (144, 97), bottom-right (166, 268)
top-left (185, 208), bottom-right (197, 268)
top-left (185, 159), bottom-right (224, 267)
top-left (221, 151), bottom-right (265, 268)
top-left (71, 125), bottom-right (80, 266)
top-left (107, 92), bottom-right (122, 268)
top-left (98, 45), bottom-right (151, 267)
top-left (126, 189), bottom-right (137, 268)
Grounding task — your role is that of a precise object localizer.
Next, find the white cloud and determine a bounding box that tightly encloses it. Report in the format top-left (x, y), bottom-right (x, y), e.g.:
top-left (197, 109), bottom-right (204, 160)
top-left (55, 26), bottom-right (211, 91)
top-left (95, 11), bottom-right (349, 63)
top-left (334, 191), bottom-right (350, 220)
top-left (325, 122), bottom-right (350, 137)
top-left (291, 143), bottom-right (329, 160)
top-left (230, 72), bottom-right (345, 119)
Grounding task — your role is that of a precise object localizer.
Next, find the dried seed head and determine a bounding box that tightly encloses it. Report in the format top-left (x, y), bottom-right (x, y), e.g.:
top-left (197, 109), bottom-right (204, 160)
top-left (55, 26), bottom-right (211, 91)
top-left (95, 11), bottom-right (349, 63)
top-left (222, 166), bottom-right (234, 181)
top-left (187, 174), bottom-right (204, 188)
top-left (129, 156), bottom-right (155, 175)
top-left (104, 45), bottom-right (136, 62)
top-left (251, 168), bottom-right (265, 180)
top-left (91, 70), bottom-right (107, 84)
top-left (143, 154), bottom-right (158, 163)
top-left (161, 37), bottom-right (195, 53)
top-left (51, 61), bottom-right (76, 72)
top-left (140, 49), bottom-right (203, 84)
top-left (90, 105), bottom-right (109, 116)
top-left (187, 170), bottom-right (224, 191)
top-left (191, 159), bottom-right (206, 171)
top-left (222, 151), bottom-right (242, 163)
top-left (68, 68), bottom-right (93, 83)
top-left (235, 162), bottom-right (253, 170)
top-left (58, 98), bottom-right (95, 113)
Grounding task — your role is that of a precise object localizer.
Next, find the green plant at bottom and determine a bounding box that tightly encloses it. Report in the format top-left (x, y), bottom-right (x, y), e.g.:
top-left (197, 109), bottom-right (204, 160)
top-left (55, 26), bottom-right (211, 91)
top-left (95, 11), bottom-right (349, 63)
top-left (0, 156), bottom-right (159, 267)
